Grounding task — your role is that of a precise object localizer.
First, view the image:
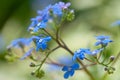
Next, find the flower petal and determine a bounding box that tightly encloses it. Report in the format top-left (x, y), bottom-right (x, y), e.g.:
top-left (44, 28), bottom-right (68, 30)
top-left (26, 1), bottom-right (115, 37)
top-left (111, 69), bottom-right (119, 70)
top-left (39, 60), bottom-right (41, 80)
top-left (62, 66), bottom-right (69, 71)
top-left (64, 72), bottom-right (70, 79)
top-left (69, 70), bottom-right (74, 76)
top-left (71, 63), bottom-right (79, 70)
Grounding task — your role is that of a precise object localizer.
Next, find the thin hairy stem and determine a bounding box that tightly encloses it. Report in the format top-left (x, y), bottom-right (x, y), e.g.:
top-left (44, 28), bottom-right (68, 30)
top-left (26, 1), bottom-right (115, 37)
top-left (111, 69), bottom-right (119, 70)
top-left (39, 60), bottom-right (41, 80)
top-left (36, 46), bottom-right (60, 72)
top-left (111, 52), bottom-right (120, 66)
top-left (85, 58), bottom-right (96, 63)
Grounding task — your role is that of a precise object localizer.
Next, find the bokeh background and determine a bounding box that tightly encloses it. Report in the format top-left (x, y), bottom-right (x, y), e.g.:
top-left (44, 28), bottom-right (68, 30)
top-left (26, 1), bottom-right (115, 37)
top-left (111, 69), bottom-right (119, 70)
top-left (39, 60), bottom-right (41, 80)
top-left (0, 0), bottom-right (120, 80)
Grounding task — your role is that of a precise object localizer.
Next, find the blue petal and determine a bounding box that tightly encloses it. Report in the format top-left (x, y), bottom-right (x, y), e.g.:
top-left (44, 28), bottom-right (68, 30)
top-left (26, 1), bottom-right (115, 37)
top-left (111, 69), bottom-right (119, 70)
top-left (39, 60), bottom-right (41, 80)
top-left (37, 21), bottom-right (47, 28)
top-left (78, 52), bottom-right (85, 60)
top-left (96, 35), bottom-right (110, 40)
top-left (64, 71), bottom-right (70, 79)
top-left (45, 36), bottom-right (51, 42)
top-left (33, 26), bottom-right (39, 32)
top-left (72, 54), bottom-right (77, 61)
top-left (62, 66), bottom-right (69, 71)
top-left (69, 70), bottom-right (74, 76)
top-left (103, 39), bottom-right (113, 44)
top-left (52, 4), bottom-right (62, 15)
top-left (95, 41), bottom-right (101, 46)
top-left (36, 42), bottom-right (41, 51)
top-left (41, 42), bottom-right (47, 50)
top-left (71, 63), bottom-right (79, 70)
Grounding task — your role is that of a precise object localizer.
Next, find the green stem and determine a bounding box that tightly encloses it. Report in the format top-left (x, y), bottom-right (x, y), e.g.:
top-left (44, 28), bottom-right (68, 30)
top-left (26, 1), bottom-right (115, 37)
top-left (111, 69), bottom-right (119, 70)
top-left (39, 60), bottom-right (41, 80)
top-left (95, 57), bottom-right (108, 67)
top-left (36, 46), bottom-right (60, 72)
top-left (111, 52), bottom-right (120, 66)
top-left (43, 29), bottom-right (56, 40)
top-left (85, 58), bottom-right (96, 63)
top-left (98, 49), bottom-right (104, 60)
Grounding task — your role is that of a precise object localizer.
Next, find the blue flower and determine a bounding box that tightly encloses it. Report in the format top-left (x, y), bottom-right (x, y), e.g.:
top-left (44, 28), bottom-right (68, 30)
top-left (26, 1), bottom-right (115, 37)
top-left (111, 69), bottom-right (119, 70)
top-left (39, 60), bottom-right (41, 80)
top-left (7, 38), bottom-right (33, 49)
top-left (35, 36), bottom-right (51, 51)
top-left (111, 20), bottom-right (120, 27)
top-left (73, 48), bottom-right (91, 61)
top-left (58, 2), bottom-right (71, 9)
top-left (28, 16), bottom-right (48, 32)
top-left (52, 3), bottom-right (62, 16)
top-left (62, 63), bottom-right (79, 79)
top-left (95, 35), bottom-right (113, 47)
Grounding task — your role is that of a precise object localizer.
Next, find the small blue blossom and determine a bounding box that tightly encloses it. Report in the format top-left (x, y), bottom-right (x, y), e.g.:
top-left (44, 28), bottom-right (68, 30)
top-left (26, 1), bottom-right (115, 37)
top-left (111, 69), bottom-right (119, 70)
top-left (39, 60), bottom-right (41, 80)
top-left (20, 47), bottom-right (34, 60)
top-left (111, 20), bottom-right (120, 27)
top-left (62, 63), bottom-right (79, 79)
top-left (35, 36), bottom-right (51, 51)
top-left (73, 48), bottom-right (91, 61)
top-left (58, 2), bottom-right (71, 9)
top-left (7, 38), bottom-right (33, 49)
top-left (52, 3), bottom-right (62, 16)
top-left (95, 35), bottom-right (113, 47)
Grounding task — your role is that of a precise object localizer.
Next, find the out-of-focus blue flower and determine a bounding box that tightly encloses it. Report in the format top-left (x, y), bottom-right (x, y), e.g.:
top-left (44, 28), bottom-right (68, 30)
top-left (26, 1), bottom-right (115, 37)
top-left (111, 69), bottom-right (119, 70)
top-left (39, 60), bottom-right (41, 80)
top-left (62, 63), bottom-right (79, 79)
top-left (95, 35), bottom-right (113, 47)
top-left (58, 2), bottom-right (71, 9)
top-left (73, 48), bottom-right (91, 61)
top-left (111, 20), bottom-right (120, 27)
top-left (20, 47), bottom-right (34, 60)
top-left (7, 38), bottom-right (33, 49)
top-left (91, 48), bottom-right (103, 55)
top-left (28, 2), bottom-right (71, 32)
top-left (52, 3), bottom-right (62, 16)
top-left (35, 36), bottom-right (51, 51)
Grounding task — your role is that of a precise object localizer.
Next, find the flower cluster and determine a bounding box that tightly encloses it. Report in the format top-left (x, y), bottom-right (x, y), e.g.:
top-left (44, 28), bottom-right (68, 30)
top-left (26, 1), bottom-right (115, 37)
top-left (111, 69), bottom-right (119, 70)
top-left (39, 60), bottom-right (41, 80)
top-left (28, 2), bottom-right (72, 33)
top-left (7, 1), bottom-right (116, 80)
top-left (7, 2), bottom-right (74, 60)
top-left (72, 35), bottom-right (112, 61)
top-left (60, 35), bottom-right (113, 79)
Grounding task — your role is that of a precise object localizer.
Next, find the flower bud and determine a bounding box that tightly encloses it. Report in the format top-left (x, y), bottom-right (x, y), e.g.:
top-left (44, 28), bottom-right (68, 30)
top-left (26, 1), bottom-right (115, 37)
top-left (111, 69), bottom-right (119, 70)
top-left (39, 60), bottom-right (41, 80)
top-left (30, 62), bottom-right (36, 67)
top-left (110, 56), bottom-right (115, 61)
top-left (104, 67), bottom-right (108, 71)
top-left (36, 70), bottom-right (45, 79)
top-left (31, 71), bottom-right (35, 75)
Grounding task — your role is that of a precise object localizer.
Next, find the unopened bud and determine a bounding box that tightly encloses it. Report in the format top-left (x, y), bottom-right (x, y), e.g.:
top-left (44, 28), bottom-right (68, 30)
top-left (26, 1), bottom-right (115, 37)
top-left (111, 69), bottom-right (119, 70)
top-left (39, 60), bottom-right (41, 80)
top-left (36, 70), bottom-right (45, 79)
top-left (104, 67), bottom-right (108, 71)
top-left (31, 71), bottom-right (35, 75)
top-left (30, 62), bottom-right (36, 67)
top-left (110, 56), bottom-right (115, 61)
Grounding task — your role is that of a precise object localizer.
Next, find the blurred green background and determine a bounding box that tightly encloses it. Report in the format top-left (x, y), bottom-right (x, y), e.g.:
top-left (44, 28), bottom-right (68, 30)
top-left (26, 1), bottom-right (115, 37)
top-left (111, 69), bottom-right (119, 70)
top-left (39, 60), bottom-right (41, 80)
top-left (0, 0), bottom-right (120, 80)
